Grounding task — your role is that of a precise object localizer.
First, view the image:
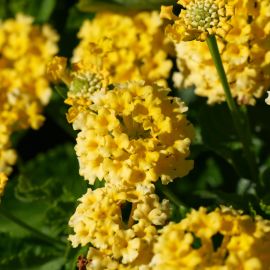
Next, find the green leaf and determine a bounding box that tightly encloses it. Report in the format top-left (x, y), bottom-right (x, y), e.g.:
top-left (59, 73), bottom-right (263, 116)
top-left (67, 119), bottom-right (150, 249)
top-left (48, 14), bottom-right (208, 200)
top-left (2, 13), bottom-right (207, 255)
top-left (0, 0), bottom-right (8, 19)
top-left (46, 91), bottom-right (77, 138)
top-left (66, 6), bottom-right (94, 31)
top-left (259, 195), bottom-right (270, 216)
top-left (236, 178), bottom-right (256, 196)
top-left (36, 0), bottom-right (56, 22)
top-left (0, 195), bottom-right (51, 238)
top-left (78, 0), bottom-right (175, 12)
top-left (5, 0), bottom-right (56, 22)
top-left (194, 189), bottom-right (259, 214)
top-left (0, 143), bottom-right (87, 268)
top-left (31, 257), bottom-right (65, 270)
top-left (199, 104), bottom-right (251, 179)
top-left (15, 143), bottom-right (86, 202)
top-left (0, 143), bottom-right (87, 241)
top-left (259, 156), bottom-right (270, 191)
top-left (0, 233), bottom-right (63, 270)
top-left (197, 158), bottom-right (223, 189)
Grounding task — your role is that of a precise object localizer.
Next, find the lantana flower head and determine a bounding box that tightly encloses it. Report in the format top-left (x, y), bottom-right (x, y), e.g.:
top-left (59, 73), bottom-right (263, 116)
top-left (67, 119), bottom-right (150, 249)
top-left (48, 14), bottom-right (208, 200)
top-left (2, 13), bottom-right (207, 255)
top-left (64, 68), bottom-right (194, 186)
top-left (173, 0), bottom-right (270, 104)
top-left (0, 14), bottom-right (58, 175)
top-left (161, 0), bottom-right (234, 42)
top-left (72, 11), bottom-right (173, 86)
top-left (69, 185), bottom-right (169, 266)
top-left (151, 206), bottom-right (270, 269)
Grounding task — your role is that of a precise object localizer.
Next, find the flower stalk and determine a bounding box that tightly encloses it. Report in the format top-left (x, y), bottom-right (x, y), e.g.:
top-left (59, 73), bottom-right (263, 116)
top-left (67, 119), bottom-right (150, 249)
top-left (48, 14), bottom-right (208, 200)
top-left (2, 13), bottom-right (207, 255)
top-left (206, 35), bottom-right (259, 184)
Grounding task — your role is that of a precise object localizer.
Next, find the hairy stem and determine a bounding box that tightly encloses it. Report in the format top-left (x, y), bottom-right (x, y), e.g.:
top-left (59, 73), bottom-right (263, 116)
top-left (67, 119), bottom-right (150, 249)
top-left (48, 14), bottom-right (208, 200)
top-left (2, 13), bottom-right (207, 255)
top-left (206, 35), bottom-right (258, 184)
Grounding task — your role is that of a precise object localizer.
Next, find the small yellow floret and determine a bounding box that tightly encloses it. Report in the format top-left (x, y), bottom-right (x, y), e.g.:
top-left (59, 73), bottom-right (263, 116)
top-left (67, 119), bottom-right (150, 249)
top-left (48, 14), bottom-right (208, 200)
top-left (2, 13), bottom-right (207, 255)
top-left (46, 56), bottom-right (69, 83)
top-left (162, 0), bottom-right (234, 42)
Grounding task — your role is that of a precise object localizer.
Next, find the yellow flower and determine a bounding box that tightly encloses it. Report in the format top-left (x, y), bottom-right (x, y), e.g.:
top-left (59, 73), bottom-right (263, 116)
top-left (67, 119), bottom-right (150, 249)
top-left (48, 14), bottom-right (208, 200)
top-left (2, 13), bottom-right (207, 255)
top-left (151, 222), bottom-right (203, 269)
top-left (265, 91), bottom-right (270, 105)
top-left (67, 78), bottom-right (194, 186)
top-left (69, 185), bottom-right (169, 266)
top-left (0, 126), bottom-right (17, 175)
top-left (0, 14), bottom-right (58, 175)
top-left (161, 0), bottom-right (234, 42)
top-left (85, 247), bottom-right (152, 270)
top-left (151, 206), bottom-right (270, 269)
top-left (72, 11), bottom-right (173, 86)
top-left (133, 193), bottom-right (170, 226)
top-left (46, 56), bottom-right (69, 83)
top-left (0, 173), bottom-right (8, 197)
top-left (173, 0), bottom-right (270, 105)
top-left (86, 247), bottom-right (119, 270)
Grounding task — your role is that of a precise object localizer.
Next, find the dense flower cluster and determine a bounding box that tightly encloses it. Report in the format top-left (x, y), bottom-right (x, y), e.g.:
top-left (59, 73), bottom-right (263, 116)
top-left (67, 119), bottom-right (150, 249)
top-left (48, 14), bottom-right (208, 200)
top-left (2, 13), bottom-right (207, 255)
top-left (69, 184), bottom-right (169, 267)
top-left (47, 6), bottom-right (270, 268)
top-left (161, 0), bottom-right (234, 42)
top-left (0, 14), bottom-right (58, 175)
top-left (49, 46), bottom-right (193, 267)
top-left (151, 207), bottom-right (270, 269)
top-left (71, 205), bottom-right (270, 269)
top-left (67, 75), bottom-right (194, 187)
top-left (72, 11), bottom-right (173, 86)
top-left (171, 0), bottom-right (270, 104)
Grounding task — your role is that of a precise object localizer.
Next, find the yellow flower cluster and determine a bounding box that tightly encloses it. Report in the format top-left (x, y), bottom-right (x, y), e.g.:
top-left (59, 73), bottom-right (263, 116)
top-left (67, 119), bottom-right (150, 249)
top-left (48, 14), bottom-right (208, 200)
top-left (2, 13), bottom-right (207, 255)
top-left (172, 0), bottom-right (270, 104)
top-left (48, 11), bottom-right (193, 269)
top-left (161, 0), bottom-right (234, 42)
top-left (49, 25), bottom-right (193, 266)
top-left (63, 69), bottom-right (193, 267)
top-left (151, 206), bottom-right (270, 269)
top-left (0, 14), bottom-right (58, 175)
top-left (69, 184), bottom-right (170, 267)
top-left (46, 5), bottom-right (270, 269)
top-left (67, 77), bottom-right (194, 187)
top-left (0, 173), bottom-right (8, 197)
top-left (72, 11), bottom-right (173, 86)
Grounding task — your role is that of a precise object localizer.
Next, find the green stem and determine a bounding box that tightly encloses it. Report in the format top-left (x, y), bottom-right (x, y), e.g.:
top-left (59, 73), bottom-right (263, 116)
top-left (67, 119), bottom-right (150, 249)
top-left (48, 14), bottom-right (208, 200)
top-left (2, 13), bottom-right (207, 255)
top-left (206, 35), bottom-right (258, 183)
top-left (64, 243), bottom-right (72, 264)
top-left (0, 207), bottom-right (65, 250)
top-left (157, 182), bottom-right (186, 208)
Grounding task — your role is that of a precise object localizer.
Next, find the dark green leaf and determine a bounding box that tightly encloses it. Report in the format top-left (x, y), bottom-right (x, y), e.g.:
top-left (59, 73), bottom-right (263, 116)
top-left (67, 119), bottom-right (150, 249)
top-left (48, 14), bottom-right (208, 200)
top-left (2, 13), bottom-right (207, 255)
top-left (197, 158), bottom-right (223, 189)
top-left (15, 143), bottom-right (86, 202)
top-left (36, 0), bottom-right (56, 22)
top-left (5, 0), bottom-right (56, 22)
top-left (78, 0), bottom-right (175, 12)
top-left (66, 6), bottom-right (94, 31)
top-left (199, 104), bottom-right (251, 179)
top-left (260, 195), bottom-right (270, 217)
top-left (46, 91), bottom-right (77, 138)
top-left (0, 233), bottom-right (63, 270)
